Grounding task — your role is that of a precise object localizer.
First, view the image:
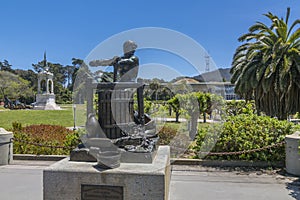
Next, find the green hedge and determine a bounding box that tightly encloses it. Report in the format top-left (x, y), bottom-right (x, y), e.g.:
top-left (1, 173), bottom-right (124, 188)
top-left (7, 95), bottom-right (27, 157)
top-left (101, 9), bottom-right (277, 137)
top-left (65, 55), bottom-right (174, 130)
top-left (224, 100), bottom-right (256, 116)
top-left (158, 123), bottom-right (191, 157)
top-left (193, 114), bottom-right (300, 161)
top-left (13, 123), bottom-right (80, 155)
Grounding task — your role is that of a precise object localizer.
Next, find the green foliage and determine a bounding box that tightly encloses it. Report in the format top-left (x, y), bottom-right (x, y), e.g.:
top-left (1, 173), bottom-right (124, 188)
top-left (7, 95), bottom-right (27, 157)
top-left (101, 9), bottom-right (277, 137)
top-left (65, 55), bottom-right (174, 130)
top-left (144, 99), bottom-right (153, 114)
top-left (193, 114), bottom-right (299, 161)
top-left (64, 131), bottom-right (80, 148)
top-left (158, 125), bottom-right (177, 145)
top-left (177, 92), bottom-right (199, 116)
top-left (0, 70), bottom-right (33, 101)
top-left (12, 121), bottom-right (22, 131)
top-left (56, 88), bottom-right (73, 104)
top-left (231, 8), bottom-right (300, 119)
top-left (197, 92), bottom-right (225, 122)
top-left (158, 123), bottom-right (191, 157)
top-left (168, 92), bottom-right (224, 138)
top-left (0, 60), bottom-right (13, 72)
top-left (294, 112), bottom-right (300, 119)
top-left (133, 98), bottom-right (153, 114)
top-left (13, 124), bottom-right (80, 155)
top-left (177, 92), bottom-right (200, 138)
top-left (170, 133), bottom-right (191, 157)
top-left (0, 56), bottom-right (82, 104)
top-left (225, 100), bottom-right (256, 116)
top-left (167, 94), bottom-right (182, 122)
top-left (143, 79), bottom-right (173, 101)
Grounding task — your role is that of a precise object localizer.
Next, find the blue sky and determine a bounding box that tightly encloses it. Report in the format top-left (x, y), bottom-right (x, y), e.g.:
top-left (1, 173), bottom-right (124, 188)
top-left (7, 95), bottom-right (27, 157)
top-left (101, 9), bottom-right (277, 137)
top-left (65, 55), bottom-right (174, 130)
top-left (0, 0), bottom-right (299, 79)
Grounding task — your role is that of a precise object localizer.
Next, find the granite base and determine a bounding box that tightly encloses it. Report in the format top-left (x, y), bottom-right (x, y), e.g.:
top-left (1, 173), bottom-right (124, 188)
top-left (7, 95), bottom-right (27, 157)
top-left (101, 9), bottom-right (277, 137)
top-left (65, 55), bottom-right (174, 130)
top-left (43, 146), bottom-right (170, 200)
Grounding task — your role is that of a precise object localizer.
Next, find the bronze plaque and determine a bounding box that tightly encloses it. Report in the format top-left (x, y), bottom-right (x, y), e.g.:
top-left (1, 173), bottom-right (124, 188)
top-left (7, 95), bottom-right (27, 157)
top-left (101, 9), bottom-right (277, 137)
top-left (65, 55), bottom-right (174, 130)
top-left (81, 184), bottom-right (123, 200)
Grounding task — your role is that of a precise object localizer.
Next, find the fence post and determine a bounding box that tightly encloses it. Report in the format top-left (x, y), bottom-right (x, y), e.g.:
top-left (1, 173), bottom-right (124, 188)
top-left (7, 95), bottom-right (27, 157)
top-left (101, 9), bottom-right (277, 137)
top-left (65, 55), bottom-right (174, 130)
top-left (0, 128), bottom-right (13, 165)
top-left (285, 131), bottom-right (300, 176)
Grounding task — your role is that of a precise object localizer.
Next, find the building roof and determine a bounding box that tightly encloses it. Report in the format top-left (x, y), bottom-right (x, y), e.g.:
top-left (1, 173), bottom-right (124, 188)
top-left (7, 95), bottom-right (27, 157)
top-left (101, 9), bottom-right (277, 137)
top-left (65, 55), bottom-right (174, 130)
top-left (174, 78), bottom-right (200, 84)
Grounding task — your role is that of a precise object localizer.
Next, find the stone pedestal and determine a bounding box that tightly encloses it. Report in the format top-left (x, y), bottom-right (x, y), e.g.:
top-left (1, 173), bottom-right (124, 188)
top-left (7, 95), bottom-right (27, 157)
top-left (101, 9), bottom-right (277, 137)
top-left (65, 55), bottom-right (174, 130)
top-left (44, 146), bottom-right (170, 200)
top-left (34, 94), bottom-right (61, 110)
top-left (0, 128), bottom-right (13, 165)
top-left (285, 131), bottom-right (300, 176)
top-left (70, 147), bottom-right (157, 164)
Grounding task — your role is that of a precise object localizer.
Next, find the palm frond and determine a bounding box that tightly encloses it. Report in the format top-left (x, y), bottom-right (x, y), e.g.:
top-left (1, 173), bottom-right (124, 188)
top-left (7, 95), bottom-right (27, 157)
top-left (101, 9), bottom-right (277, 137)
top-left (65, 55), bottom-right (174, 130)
top-left (238, 33), bottom-right (257, 42)
top-left (288, 28), bottom-right (300, 44)
top-left (285, 7), bottom-right (291, 25)
top-left (249, 22), bottom-right (270, 33)
top-left (287, 19), bottom-right (300, 37)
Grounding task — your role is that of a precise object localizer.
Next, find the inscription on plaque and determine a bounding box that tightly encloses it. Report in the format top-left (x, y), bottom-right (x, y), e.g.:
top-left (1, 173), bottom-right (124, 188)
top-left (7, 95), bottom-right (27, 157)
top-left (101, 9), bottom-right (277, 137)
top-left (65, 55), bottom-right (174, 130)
top-left (81, 184), bottom-right (123, 200)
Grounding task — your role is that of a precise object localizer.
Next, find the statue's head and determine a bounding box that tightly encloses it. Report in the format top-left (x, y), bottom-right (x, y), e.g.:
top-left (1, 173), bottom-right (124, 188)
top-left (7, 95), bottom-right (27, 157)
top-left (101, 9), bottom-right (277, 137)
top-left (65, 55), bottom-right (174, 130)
top-left (123, 40), bottom-right (137, 54)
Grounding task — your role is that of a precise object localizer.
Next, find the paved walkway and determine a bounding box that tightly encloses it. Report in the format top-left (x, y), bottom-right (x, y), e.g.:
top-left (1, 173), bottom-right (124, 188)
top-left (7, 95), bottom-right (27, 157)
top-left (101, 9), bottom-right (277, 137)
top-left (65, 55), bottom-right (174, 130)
top-left (171, 165), bottom-right (300, 200)
top-left (0, 161), bottom-right (299, 200)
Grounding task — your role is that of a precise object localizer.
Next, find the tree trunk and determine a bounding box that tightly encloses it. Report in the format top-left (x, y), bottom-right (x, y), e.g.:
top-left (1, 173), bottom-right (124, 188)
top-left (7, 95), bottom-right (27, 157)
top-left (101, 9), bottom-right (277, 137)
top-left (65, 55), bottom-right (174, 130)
top-left (175, 112), bottom-right (180, 123)
top-left (278, 112), bottom-right (288, 120)
top-left (169, 105), bottom-right (172, 116)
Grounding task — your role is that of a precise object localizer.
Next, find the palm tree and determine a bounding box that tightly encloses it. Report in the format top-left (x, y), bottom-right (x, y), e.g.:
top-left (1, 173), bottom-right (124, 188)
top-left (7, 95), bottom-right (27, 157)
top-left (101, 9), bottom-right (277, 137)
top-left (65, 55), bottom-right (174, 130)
top-left (231, 7), bottom-right (300, 120)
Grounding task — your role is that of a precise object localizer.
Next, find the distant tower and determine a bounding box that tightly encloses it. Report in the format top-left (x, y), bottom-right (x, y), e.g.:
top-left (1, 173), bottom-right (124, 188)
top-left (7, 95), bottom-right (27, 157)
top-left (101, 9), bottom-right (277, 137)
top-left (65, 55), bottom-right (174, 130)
top-left (205, 53), bottom-right (210, 72)
top-left (34, 53), bottom-right (61, 110)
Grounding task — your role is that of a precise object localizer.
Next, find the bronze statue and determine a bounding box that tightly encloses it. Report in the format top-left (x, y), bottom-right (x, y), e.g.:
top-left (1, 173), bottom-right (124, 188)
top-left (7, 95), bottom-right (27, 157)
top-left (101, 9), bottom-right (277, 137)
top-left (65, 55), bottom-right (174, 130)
top-left (89, 40), bottom-right (139, 82)
top-left (71, 40), bottom-right (158, 169)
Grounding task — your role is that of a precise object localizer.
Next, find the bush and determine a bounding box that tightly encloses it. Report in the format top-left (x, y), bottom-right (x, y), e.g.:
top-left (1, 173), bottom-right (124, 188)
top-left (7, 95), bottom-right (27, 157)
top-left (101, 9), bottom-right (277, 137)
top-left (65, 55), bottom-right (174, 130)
top-left (12, 121), bottom-right (22, 131)
top-left (158, 125), bottom-right (177, 145)
top-left (193, 114), bottom-right (299, 161)
top-left (13, 124), bottom-right (80, 155)
top-left (158, 124), bottom-right (191, 157)
top-left (224, 100), bottom-right (256, 116)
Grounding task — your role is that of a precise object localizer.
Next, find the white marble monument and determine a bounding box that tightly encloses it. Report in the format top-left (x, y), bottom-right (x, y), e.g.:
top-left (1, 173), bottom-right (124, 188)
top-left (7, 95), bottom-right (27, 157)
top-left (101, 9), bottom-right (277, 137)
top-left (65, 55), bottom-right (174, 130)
top-left (33, 54), bottom-right (61, 110)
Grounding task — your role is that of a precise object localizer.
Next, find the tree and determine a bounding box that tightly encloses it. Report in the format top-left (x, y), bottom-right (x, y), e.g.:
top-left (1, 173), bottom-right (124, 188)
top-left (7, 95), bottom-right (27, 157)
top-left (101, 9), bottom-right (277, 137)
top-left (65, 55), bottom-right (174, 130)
top-left (149, 79), bottom-right (160, 100)
top-left (158, 86), bottom-right (173, 100)
top-left (177, 93), bottom-right (199, 139)
top-left (14, 69), bottom-right (38, 90)
top-left (209, 93), bottom-right (225, 119)
top-left (49, 63), bottom-right (67, 90)
top-left (167, 94), bottom-right (181, 122)
top-left (65, 65), bottom-right (75, 89)
top-left (196, 93), bottom-right (209, 123)
top-left (32, 60), bottom-right (45, 73)
top-left (0, 71), bottom-right (33, 102)
top-left (231, 8), bottom-right (300, 120)
top-left (71, 58), bottom-right (84, 90)
top-left (0, 60), bottom-right (14, 73)
top-left (72, 59), bottom-right (92, 104)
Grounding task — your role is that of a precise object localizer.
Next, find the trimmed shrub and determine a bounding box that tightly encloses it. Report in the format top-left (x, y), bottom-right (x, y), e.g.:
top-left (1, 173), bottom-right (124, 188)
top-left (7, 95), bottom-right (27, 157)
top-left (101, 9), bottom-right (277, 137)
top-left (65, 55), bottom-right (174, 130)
top-left (193, 114), bottom-right (300, 161)
top-left (158, 125), bottom-right (177, 145)
top-left (224, 100), bottom-right (256, 116)
top-left (158, 124), bottom-right (191, 157)
top-left (13, 124), bottom-right (80, 155)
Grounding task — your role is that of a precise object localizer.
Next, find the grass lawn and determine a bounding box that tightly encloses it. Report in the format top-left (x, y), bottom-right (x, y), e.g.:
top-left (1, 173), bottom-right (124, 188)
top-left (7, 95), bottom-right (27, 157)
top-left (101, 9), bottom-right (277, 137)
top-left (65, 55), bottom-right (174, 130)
top-left (0, 103), bottom-right (211, 132)
top-left (0, 105), bottom-right (74, 130)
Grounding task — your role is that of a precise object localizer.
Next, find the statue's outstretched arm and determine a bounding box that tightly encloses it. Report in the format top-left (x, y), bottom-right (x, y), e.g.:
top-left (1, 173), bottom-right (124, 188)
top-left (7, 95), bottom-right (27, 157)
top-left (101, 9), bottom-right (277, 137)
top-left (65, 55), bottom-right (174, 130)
top-left (89, 56), bottom-right (120, 67)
